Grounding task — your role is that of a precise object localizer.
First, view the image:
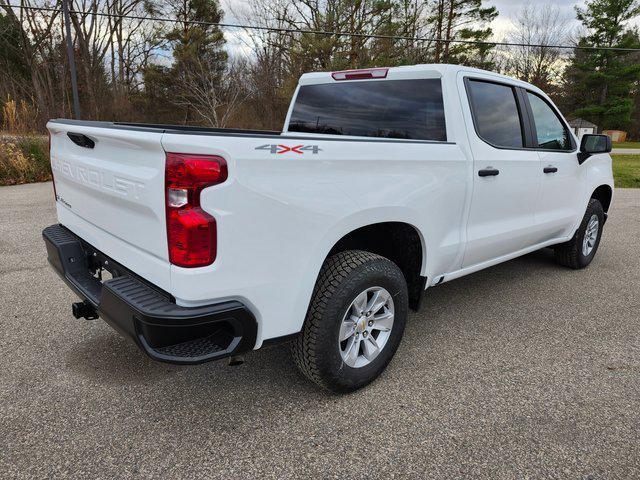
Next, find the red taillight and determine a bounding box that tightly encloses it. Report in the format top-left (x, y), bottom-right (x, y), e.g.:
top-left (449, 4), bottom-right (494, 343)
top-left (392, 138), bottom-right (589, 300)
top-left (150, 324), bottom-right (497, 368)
top-left (165, 153), bottom-right (228, 268)
top-left (331, 68), bottom-right (388, 81)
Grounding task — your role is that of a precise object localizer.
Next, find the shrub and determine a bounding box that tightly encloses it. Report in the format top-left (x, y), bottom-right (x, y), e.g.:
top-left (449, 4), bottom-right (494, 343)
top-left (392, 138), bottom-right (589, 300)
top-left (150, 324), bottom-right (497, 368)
top-left (0, 135), bottom-right (51, 186)
top-left (2, 98), bottom-right (39, 135)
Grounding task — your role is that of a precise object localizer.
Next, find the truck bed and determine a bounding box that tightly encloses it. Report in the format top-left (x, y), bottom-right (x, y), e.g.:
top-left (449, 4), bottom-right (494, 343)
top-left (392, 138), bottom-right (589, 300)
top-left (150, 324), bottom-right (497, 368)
top-left (50, 118), bottom-right (282, 137)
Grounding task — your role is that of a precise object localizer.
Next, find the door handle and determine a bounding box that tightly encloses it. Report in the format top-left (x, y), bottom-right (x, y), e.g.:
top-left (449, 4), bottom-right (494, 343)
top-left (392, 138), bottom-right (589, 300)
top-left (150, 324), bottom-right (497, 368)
top-left (543, 166), bottom-right (558, 174)
top-left (478, 168), bottom-right (500, 177)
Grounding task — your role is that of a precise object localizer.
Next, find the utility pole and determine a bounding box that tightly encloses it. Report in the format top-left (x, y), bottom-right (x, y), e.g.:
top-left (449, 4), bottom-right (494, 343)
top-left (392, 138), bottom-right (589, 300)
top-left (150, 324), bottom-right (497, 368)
top-left (62, 0), bottom-right (81, 119)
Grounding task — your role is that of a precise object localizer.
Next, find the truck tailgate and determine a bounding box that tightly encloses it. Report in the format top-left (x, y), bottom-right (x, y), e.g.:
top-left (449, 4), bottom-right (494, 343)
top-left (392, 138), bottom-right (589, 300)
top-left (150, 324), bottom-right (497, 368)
top-left (48, 122), bottom-right (169, 285)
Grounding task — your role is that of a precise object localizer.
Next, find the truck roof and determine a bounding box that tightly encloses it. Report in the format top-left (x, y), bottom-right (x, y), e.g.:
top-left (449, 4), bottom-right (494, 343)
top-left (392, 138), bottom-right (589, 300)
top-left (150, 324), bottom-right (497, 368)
top-left (298, 64), bottom-right (542, 94)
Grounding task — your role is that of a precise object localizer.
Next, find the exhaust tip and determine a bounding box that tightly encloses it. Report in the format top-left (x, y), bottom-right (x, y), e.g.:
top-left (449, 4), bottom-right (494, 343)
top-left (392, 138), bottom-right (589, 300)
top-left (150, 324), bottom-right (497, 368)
top-left (228, 355), bottom-right (245, 366)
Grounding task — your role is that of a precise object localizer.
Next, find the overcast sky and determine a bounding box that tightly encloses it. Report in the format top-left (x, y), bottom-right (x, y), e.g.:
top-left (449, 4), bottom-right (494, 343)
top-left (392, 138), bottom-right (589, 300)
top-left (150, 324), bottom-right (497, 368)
top-left (490, 0), bottom-right (580, 37)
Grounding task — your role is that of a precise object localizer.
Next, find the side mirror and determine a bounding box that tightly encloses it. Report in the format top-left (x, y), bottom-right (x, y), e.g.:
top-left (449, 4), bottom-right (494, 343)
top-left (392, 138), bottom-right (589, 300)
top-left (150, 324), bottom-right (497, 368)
top-left (578, 134), bottom-right (612, 164)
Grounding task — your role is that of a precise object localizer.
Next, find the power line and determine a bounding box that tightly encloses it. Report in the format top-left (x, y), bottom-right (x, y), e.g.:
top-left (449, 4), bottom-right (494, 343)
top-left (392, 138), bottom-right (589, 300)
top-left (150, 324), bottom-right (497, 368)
top-left (5, 3), bottom-right (640, 53)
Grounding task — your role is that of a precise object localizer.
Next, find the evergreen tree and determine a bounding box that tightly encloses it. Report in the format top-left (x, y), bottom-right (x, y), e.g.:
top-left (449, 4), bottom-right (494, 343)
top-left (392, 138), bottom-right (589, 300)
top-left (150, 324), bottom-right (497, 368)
top-left (167, 0), bottom-right (227, 78)
top-left (159, 0), bottom-right (228, 123)
top-left (0, 13), bottom-right (30, 85)
top-left (430, 0), bottom-right (498, 68)
top-left (564, 0), bottom-right (640, 131)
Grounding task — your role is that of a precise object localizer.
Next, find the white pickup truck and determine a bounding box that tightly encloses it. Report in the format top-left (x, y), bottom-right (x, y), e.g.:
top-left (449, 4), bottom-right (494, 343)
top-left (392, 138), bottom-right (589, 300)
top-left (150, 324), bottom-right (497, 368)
top-left (43, 64), bottom-right (614, 392)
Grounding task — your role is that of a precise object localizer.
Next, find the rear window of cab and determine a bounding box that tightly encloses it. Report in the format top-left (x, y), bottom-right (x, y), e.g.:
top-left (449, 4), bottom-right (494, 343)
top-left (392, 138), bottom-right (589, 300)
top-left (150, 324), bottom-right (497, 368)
top-left (287, 79), bottom-right (447, 141)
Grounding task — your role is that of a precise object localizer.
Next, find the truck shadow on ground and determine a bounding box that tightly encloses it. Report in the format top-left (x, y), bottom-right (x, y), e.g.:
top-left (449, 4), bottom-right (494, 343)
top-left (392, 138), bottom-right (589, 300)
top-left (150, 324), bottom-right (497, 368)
top-left (63, 247), bottom-right (567, 400)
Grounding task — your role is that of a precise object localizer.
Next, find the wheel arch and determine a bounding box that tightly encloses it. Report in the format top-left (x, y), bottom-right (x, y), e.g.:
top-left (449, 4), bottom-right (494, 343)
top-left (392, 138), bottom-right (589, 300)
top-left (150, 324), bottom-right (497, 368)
top-left (324, 221), bottom-right (427, 311)
top-left (590, 184), bottom-right (613, 213)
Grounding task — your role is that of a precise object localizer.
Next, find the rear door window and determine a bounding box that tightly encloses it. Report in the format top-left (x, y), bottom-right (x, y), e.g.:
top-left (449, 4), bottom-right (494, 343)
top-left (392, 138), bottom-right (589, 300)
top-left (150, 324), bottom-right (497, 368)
top-left (467, 80), bottom-right (524, 148)
top-left (287, 79), bottom-right (447, 141)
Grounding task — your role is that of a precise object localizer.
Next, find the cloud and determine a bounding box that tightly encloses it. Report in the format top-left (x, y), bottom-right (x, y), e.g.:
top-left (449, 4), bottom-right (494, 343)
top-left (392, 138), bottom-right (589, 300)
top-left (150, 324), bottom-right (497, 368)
top-left (489, 1), bottom-right (580, 38)
top-left (489, 0), bottom-right (640, 38)
top-left (491, 0), bottom-right (578, 17)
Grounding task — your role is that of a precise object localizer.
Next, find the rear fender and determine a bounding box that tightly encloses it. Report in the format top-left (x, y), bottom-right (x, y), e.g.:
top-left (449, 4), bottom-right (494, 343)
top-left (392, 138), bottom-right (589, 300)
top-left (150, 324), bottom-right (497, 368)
top-left (289, 207), bottom-right (428, 335)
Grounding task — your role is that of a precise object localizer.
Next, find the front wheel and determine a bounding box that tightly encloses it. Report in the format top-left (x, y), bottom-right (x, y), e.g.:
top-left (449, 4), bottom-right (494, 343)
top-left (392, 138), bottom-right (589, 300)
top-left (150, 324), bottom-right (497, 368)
top-left (291, 250), bottom-right (408, 393)
top-left (554, 198), bottom-right (605, 269)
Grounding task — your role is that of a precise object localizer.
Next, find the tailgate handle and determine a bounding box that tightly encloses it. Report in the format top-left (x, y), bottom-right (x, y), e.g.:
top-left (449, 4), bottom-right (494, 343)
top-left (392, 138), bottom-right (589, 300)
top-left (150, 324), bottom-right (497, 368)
top-left (67, 132), bottom-right (95, 149)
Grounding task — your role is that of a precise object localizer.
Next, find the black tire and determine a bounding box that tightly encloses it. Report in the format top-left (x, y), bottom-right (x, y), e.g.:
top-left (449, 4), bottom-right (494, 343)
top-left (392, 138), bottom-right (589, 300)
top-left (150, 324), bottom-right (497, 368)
top-left (291, 250), bottom-right (408, 393)
top-left (554, 198), bottom-right (605, 269)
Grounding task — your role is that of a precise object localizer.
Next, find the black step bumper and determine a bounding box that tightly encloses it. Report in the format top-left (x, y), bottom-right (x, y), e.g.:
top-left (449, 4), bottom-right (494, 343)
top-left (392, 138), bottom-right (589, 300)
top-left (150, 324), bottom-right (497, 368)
top-left (42, 224), bottom-right (257, 364)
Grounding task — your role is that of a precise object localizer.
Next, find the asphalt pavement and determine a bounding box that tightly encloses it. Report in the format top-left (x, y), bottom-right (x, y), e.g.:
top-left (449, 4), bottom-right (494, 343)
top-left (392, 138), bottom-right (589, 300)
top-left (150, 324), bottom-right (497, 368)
top-left (1, 182), bottom-right (639, 479)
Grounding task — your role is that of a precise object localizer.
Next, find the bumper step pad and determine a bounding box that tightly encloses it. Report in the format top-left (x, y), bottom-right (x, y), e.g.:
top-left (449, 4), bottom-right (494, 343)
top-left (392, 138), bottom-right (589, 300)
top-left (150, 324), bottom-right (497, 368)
top-left (156, 335), bottom-right (225, 358)
top-left (42, 224), bottom-right (257, 364)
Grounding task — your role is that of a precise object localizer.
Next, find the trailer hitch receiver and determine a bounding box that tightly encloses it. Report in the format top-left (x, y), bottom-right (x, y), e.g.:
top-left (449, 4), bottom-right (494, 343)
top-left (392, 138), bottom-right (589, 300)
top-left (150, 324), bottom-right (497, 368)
top-left (72, 301), bottom-right (98, 320)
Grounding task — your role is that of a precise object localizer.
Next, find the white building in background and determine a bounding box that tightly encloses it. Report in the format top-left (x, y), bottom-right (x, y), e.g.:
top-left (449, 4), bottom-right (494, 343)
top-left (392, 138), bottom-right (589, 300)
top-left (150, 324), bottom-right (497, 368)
top-left (569, 118), bottom-right (598, 138)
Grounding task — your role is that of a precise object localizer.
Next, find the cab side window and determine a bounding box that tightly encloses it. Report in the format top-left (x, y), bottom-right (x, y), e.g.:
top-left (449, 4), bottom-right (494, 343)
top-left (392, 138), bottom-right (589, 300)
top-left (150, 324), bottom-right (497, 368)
top-left (527, 92), bottom-right (571, 150)
top-left (467, 80), bottom-right (524, 149)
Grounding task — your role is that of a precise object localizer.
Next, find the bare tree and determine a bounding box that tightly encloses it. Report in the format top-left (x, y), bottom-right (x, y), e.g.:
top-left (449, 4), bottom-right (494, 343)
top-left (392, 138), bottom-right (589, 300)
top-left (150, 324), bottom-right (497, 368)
top-left (392, 0), bottom-right (435, 64)
top-left (175, 56), bottom-right (249, 127)
top-left (105, 0), bottom-right (162, 94)
top-left (0, 0), bottom-right (65, 121)
top-left (229, 0), bottom-right (304, 128)
top-left (502, 3), bottom-right (572, 90)
top-left (67, 0), bottom-right (162, 118)
top-left (228, 0), bottom-right (440, 129)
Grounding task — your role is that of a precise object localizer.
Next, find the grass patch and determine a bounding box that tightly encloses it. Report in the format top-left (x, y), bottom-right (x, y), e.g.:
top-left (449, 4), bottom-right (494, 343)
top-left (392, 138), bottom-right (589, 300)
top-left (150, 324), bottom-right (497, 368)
top-left (0, 135), bottom-right (51, 186)
top-left (613, 141), bottom-right (640, 149)
top-left (612, 154), bottom-right (640, 188)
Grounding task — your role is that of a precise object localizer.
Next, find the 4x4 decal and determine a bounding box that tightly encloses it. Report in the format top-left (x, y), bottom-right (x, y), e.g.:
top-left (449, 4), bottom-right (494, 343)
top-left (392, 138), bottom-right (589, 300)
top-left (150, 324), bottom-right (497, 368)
top-left (255, 144), bottom-right (322, 155)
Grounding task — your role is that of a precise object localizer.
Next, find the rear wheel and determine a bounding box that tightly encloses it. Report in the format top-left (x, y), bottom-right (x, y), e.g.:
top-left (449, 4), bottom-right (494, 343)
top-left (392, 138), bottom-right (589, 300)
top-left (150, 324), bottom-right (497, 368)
top-left (291, 250), bottom-right (408, 393)
top-left (554, 199), bottom-right (605, 269)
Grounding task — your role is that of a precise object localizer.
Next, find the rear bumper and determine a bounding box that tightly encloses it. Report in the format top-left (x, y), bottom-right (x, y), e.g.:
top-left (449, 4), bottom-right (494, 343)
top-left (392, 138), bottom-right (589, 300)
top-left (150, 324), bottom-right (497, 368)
top-left (42, 224), bottom-right (257, 364)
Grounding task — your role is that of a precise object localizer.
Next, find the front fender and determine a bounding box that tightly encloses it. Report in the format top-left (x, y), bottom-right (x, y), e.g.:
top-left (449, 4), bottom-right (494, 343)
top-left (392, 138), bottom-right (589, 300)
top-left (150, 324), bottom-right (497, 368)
top-left (585, 154), bottom-right (614, 207)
